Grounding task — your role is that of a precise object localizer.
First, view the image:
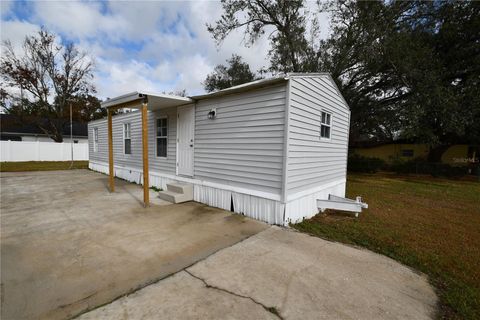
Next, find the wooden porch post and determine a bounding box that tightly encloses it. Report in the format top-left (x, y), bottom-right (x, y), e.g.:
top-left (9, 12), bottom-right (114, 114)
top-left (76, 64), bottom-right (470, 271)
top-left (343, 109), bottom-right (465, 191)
top-left (108, 108), bottom-right (114, 192)
top-left (141, 102), bottom-right (150, 207)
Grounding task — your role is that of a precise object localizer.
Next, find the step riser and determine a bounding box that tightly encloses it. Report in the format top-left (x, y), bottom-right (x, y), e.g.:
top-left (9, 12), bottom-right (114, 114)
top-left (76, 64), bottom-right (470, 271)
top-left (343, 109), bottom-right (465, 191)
top-left (167, 183), bottom-right (193, 194)
top-left (158, 192), bottom-right (177, 203)
top-left (158, 182), bottom-right (193, 204)
top-left (158, 193), bottom-right (192, 204)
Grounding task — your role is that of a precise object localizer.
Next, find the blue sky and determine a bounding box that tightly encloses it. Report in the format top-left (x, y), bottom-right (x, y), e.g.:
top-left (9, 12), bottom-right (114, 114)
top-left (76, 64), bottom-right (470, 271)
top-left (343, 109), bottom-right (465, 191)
top-left (1, 1), bottom-right (328, 99)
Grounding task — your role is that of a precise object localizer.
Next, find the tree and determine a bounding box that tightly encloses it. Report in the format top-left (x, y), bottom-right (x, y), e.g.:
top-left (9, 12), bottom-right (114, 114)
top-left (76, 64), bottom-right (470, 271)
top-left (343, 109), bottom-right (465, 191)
top-left (207, 0), bottom-right (317, 73)
top-left (0, 29), bottom-right (95, 142)
top-left (204, 54), bottom-right (258, 92)
top-left (209, 0), bottom-right (480, 161)
top-left (71, 94), bottom-right (104, 122)
top-left (322, 0), bottom-right (480, 160)
top-left (162, 89), bottom-right (188, 97)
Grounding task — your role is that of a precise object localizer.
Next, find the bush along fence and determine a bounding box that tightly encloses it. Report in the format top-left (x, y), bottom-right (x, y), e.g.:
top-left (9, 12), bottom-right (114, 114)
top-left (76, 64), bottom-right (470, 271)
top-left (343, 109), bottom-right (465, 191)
top-left (347, 154), bottom-right (479, 178)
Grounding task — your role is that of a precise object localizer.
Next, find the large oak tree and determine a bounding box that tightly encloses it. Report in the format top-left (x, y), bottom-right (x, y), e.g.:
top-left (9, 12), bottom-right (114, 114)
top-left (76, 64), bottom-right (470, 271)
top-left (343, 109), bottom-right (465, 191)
top-left (208, 0), bottom-right (480, 161)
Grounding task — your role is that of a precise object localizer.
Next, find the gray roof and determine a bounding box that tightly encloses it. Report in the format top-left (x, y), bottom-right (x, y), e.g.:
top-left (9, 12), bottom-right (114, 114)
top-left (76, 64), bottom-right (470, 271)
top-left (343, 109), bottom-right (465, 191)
top-left (101, 73), bottom-right (333, 109)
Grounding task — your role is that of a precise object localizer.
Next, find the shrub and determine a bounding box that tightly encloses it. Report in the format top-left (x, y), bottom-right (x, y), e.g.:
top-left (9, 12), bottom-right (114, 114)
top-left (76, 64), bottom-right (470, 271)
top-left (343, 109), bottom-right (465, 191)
top-left (348, 154), bottom-right (385, 173)
top-left (390, 159), bottom-right (469, 177)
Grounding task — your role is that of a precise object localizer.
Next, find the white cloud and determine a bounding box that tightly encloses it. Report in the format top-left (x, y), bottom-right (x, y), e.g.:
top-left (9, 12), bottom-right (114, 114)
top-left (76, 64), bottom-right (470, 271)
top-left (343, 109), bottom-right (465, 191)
top-left (0, 1), bottom-right (14, 18)
top-left (0, 20), bottom-right (39, 53)
top-left (32, 1), bottom-right (126, 41)
top-left (95, 58), bottom-right (168, 99)
top-left (1, 0), bottom-right (331, 100)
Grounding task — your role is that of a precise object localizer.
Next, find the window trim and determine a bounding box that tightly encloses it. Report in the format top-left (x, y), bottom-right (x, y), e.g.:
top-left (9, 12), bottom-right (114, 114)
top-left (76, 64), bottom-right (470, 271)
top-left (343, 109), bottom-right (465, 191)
top-left (156, 116), bottom-right (168, 159)
top-left (93, 127), bottom-right (99, 152)
top-left (123, 122), bottom-right (132, 155)
top-left (320, 110), bottom-right (332, 140)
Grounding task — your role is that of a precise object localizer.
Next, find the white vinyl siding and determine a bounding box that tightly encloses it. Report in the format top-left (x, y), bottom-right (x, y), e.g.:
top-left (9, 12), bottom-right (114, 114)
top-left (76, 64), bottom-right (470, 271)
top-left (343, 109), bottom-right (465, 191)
top-left (286, 75), bottom-right (350, 196)
top-left (194, 84), bottom-right (287, 195)
top-left (88, 107), bottom-right (177, 175)
top-left (87, 75), bottom-right (349, 203)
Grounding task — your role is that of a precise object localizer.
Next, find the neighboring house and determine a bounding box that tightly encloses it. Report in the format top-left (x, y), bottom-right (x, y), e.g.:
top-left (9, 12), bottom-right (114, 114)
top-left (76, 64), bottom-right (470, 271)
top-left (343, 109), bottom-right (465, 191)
top-left (0, 114), bottom-right (88, 143)
top-left (351, 143), bottom-right (478, 166)
top-left (88, 73), bottom-right (350, 225)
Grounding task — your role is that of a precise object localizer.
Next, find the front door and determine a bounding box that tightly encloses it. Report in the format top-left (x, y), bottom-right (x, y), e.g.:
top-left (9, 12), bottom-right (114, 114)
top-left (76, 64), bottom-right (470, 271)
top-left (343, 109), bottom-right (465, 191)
top-left (177, 104), bottom-right (195, 176)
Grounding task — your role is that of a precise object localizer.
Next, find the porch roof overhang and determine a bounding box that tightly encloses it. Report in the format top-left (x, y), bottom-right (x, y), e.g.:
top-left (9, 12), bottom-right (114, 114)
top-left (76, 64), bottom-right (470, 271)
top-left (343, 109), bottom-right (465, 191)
top-left (101, 91), bottom-right (193, 110)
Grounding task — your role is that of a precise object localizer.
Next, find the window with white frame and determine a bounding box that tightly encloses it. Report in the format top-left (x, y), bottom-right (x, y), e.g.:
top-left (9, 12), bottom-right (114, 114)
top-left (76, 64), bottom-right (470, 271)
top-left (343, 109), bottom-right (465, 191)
top-left (93, 127), bottom-right (99, 152)
top-left (123, 123), bottom-right (131, 154)
top-left (320, 111), bottom-right (332, 139)
top-left (156, 117), bottom-right (168, 157)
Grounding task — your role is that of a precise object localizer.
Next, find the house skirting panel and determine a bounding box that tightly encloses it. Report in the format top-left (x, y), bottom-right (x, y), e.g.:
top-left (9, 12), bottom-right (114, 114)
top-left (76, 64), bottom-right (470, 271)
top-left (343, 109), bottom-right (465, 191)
top-left (233, 192), bottom-right (285, 225)
top-left (193, 185), bottom-right (231, 211)
top-left (89, 161), bottom-right (284, 224)
top-left (284, 180), bottom-right (346, 224)
top-left (88, 161), bottom-right (344, 226)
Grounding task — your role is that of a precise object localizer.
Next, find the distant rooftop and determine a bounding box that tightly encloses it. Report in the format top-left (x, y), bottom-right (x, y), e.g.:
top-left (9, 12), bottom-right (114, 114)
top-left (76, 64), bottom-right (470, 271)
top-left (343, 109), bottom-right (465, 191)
top-left (0, 114), bottom-right (88, 138)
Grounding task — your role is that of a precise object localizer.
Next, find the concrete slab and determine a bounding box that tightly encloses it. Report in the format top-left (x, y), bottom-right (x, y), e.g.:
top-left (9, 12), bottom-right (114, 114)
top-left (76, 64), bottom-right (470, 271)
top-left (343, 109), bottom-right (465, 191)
top-left (0, 170), bottom-right (268, 320)
top-left (78, 271), bottom-right (278, 320)
top-left (187, 227), bottom-right (438, 319)
top-left (81, 227), bottom-right (437, 320)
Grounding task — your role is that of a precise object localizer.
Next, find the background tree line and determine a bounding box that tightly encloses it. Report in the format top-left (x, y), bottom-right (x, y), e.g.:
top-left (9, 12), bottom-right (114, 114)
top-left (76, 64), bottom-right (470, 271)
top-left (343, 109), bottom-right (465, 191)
top-left (204, 0), bottom-right (480, 162)
top-left (1, 0), bottom-right (478, 156)
top-left (0, 29), bottom-right (104, 142)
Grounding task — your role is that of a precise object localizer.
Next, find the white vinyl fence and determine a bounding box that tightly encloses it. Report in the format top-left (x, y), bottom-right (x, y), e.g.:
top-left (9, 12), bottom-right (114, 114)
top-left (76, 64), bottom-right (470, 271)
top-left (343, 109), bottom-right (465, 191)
top-left (0, 140), bottom-right (89, 162)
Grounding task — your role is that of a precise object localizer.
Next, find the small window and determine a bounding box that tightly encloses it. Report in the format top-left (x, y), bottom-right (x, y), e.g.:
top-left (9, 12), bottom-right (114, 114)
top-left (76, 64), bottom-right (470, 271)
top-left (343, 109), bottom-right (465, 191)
top-left (401, 149), bottom-right (414, 157)
top-left (156, 118), bottom-right (168, 157)
top-left (93, 128), bottom-right (99, 152)
top-left (124, 123), bottom-right (131, 154)
top-left (320, 111), bottom-right (332, 139)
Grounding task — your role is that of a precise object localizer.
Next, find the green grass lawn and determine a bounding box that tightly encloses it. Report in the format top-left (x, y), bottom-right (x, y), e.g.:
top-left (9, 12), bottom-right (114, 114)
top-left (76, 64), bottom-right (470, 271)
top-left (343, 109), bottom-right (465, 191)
top-left (0, 161), bottom-right (89, 172)
top-left (292, 173), bottom-right (480, 320)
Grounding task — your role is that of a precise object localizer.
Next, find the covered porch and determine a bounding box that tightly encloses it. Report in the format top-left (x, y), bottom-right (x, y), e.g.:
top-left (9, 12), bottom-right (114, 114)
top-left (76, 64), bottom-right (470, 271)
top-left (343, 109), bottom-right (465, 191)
top-left (102, 92), bottom-right (193, 206)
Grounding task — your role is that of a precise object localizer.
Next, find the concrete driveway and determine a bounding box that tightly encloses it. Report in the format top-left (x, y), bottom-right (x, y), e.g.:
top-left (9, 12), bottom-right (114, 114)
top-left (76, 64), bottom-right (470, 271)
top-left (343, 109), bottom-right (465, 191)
top-left (79, 227), bottom-right (438, 320)
top-left (1, 170), bottom-right (438, 320)
top-left (0, 170), bottom-right (267, 320)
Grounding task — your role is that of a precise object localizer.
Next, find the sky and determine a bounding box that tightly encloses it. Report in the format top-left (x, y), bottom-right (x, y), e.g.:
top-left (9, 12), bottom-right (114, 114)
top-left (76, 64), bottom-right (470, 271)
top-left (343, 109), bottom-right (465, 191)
top-left (1, 0), bottom-right (330, 99)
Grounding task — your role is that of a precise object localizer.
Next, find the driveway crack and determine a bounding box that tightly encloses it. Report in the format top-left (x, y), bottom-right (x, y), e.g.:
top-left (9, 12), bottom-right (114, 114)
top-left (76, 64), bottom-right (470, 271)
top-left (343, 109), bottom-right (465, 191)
top-left (184, 269), bottom-right (283, 320)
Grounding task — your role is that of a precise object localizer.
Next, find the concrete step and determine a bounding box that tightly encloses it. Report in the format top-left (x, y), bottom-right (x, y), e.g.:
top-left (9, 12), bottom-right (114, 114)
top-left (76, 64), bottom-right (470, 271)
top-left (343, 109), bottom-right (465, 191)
top-left (166, 182), bottom-right (193, 195)
top-left (158, 190), bottom-right (192, 204)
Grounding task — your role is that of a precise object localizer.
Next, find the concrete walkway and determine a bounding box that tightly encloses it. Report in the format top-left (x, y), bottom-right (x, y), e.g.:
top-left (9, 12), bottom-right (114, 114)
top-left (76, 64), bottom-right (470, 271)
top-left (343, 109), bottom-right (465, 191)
top-left (0, 170), bottom-right (267, 320)
top-left (79, 227), bottom-right (438, 320)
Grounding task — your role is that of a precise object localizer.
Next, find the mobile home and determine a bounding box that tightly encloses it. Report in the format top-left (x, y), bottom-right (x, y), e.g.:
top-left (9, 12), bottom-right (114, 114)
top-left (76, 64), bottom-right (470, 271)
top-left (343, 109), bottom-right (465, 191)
top-left (88, 73), bottom-right (350, 225)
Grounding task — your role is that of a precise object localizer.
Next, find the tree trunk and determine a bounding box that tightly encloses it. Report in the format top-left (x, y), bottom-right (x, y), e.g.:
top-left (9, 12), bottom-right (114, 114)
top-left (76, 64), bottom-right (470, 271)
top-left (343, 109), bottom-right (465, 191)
top-left (427, 144), bottom-right (450, 163)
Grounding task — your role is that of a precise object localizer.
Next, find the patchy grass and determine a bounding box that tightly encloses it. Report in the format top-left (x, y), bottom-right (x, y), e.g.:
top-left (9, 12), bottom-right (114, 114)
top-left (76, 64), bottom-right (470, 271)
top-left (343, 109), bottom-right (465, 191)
top-left (292, 173), bottom-right (480, 320)
top-left (149, 186), bottom-right (163, 192)
top-left (0, 161), bottom-right (89, 172)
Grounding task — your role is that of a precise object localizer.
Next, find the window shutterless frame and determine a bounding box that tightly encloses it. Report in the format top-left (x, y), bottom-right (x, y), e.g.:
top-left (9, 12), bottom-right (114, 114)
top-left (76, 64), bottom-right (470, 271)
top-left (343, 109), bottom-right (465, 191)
top-left (123, 122), bottom-right (132, 155)
top-left (93, 127), bottom-right (99, 152)
top-left (320, 111), bottom-right (332, 140)
top-left (156, 116), bottom-right (168, 158)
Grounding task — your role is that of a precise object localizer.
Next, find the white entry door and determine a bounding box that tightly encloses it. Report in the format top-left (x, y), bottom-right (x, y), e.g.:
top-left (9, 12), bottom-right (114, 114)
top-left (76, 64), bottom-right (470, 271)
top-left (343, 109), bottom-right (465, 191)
top-left (176, 105), bottom-right (195, 176)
